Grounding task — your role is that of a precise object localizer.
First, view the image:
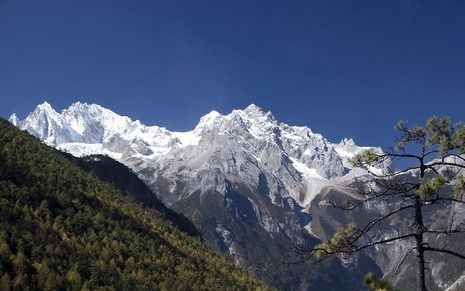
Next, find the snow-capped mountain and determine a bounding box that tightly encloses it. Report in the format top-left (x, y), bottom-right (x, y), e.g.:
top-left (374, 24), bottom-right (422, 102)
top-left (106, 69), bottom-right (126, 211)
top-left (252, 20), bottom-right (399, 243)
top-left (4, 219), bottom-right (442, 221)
top-left (10, 102), bottom-right (378, 205)
top-left (10, 101), bottom-right (384, 290)
top-left (10, 101), bottom-right (465, 290)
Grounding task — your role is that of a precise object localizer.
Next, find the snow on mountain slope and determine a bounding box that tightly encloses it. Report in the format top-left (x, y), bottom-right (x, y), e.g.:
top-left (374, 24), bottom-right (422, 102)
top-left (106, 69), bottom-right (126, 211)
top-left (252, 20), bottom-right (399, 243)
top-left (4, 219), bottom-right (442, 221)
top-left (11, 102), bottom-right (202, 158)
top-left (10, 102), bottom-right (376, 208)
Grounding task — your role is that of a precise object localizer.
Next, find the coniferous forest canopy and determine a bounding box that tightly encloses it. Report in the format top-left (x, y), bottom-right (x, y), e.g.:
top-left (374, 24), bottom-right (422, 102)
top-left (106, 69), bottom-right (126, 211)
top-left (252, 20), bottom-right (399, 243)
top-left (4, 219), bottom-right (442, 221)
top-left (0, 118), bottom-right (272, 290)
top-left (65, 153), bottom-right (200, 238)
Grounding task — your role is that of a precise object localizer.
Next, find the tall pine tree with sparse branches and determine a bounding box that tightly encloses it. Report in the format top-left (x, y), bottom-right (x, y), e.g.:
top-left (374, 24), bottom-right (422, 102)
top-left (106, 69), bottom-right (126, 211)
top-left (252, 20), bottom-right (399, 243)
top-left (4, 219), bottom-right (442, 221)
top-left (298, 116), bottom-right (465, 291)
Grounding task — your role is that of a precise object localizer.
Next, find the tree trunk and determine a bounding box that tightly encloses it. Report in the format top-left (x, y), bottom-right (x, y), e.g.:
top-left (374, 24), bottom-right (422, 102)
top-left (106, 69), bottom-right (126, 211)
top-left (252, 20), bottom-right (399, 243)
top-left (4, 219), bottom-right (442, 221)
top-left (416, 231), bottom-right (427, 291)
top-left (416, 163), bottom-right (427, 291)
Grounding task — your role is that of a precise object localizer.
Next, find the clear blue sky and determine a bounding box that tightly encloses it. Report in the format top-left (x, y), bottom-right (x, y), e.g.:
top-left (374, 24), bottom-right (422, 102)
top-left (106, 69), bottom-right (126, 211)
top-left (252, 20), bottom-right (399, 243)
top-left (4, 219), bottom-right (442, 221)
top-left (1, 0), bottom-right (464, 148)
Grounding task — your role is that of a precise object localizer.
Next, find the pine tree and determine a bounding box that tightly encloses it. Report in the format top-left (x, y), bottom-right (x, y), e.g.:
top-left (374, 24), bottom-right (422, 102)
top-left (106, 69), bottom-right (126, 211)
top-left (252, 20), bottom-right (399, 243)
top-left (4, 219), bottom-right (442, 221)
top-left (299, 116), bottom-right (465, 290)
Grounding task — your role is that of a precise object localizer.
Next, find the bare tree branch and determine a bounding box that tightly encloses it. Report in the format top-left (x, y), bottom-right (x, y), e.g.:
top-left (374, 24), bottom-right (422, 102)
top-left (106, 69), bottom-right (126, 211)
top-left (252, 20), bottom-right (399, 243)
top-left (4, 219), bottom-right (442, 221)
top-left (427, 162), bottom-right (465, 169)
top-left (353, 205), bottom-right (415, 242)
top-left (423, 229), bottom-right (465, 235)
top-left (423, 247), bottom-right (465, 260)
top-left (350, 233), bottom-right (416, 253)
top-left (393, 247), bottom-right (417, 276)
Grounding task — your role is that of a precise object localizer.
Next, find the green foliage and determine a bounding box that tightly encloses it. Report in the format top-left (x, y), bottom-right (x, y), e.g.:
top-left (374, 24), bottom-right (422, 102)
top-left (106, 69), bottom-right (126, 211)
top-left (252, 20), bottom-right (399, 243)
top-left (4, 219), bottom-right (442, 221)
top-left (417, 175), bottom-right (445, 200)
top-left (396, 115), bottom-right (465, 154)
top-left (314, 223), bottom-right (357, 259)
top-left (394, 120), bottom-right (427, 151)
top-left (364, 272), bottom-right (398, 291)
top-left (350, 149), bottom-right (379, 167)
top-left (0, 119), bottom-right (272, 290)
top-left (426, 116), bottom-right (452, 151)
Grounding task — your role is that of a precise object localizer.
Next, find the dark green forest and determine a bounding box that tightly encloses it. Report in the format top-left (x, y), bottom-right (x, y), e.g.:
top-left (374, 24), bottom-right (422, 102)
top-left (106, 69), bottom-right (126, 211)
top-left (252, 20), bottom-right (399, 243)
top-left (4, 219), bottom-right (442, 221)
top-left (66, 153), bottom-right (200, 237)
top-left (0, 119), bottom-right (271, 290)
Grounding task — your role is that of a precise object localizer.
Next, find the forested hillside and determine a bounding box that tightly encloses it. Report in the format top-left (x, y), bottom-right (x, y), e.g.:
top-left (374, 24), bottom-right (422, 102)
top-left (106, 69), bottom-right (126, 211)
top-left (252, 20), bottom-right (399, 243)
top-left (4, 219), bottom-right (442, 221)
top-left (67, 154), bottom-right (200, 237)
top-left (0, 118), bottom-right (271, 290)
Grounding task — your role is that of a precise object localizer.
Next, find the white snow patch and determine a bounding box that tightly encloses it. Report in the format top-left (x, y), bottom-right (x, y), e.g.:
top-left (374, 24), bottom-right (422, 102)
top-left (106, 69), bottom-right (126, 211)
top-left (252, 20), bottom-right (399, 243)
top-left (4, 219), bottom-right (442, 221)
top-left (334, 146), bottom-right (357, 159)
top-left (57, 142), bottom-right (122, 160)
top-left (172, 131), bottom-right (201, 147)
top-left (71, 117), bottom-right (89, 135)
top-left (247, 124), bottom-right (264, 140)
top-left (290, 158), bottom-right (326, 180)
top-left (290, 157), bottom-right (332, 208)
top-left (57, 143), bottom-right (103, 157)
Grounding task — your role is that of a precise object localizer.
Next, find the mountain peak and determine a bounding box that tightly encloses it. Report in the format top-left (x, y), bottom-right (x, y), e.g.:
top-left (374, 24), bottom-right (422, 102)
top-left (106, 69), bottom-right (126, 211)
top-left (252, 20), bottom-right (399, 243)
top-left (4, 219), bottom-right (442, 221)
top-left (68, 101), bottom-right (87, 109)
top-left (65, 101), bottom-right (105, 113)
top-left (243, 104), bottom-right (267, 116)
top-left (338, 138), bottom-right (356, 147)
top-left (29, 101), bottom-right (60, 119)
top-left (243, 103), bottom-right (262, 112)
top-left (37, 101), bottom-right (54, 110)
top-left (238, 104), bottom-right (275, 123)
top-left (8, 113), bottom-right (19, 126)
top-left (195, 110), bottom-right (223, 131)
top-left (39, 100), bottom-right (52, 107)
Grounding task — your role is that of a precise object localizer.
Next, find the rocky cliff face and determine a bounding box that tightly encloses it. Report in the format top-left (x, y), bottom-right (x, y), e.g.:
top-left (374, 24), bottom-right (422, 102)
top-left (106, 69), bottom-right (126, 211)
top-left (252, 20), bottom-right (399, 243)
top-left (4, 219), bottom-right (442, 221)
top-left (10, 101), bottom-right (464, 290)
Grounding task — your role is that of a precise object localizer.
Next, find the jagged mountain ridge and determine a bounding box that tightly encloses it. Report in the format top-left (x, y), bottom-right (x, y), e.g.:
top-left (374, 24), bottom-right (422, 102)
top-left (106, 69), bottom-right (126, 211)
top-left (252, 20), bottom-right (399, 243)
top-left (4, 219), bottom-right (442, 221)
top-left (11, 102), bottom-right (384, 290)
top-left (10, 101), bottom-right (378, 204)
